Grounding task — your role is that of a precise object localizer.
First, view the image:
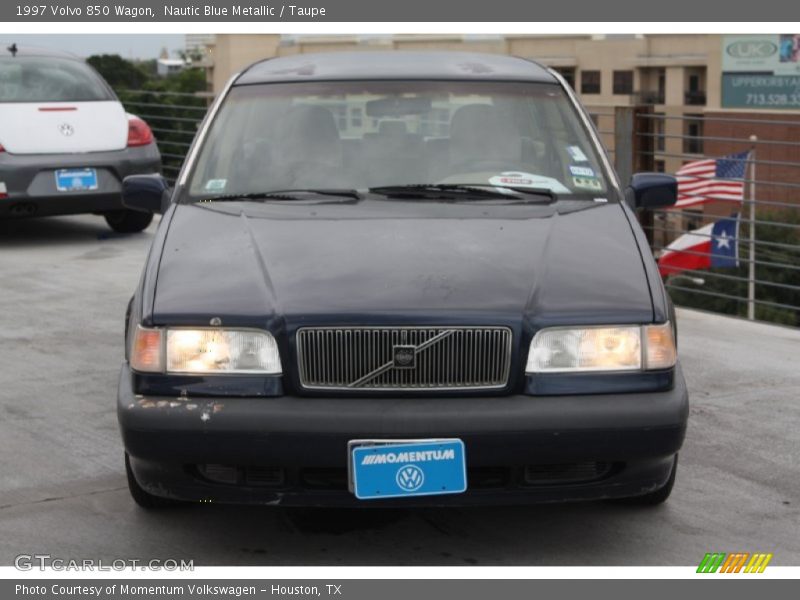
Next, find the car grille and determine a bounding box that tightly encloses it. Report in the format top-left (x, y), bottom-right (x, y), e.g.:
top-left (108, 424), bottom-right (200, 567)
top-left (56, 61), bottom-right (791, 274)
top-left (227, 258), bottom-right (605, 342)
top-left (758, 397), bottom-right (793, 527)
top-left (296, 326), bottom-right (512, 391)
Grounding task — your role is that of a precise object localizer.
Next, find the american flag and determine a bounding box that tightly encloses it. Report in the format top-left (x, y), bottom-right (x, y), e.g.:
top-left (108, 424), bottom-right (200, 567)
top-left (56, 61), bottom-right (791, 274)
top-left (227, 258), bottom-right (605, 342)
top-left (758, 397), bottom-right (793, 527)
top-left (674, 150), bottom-right (750, 208)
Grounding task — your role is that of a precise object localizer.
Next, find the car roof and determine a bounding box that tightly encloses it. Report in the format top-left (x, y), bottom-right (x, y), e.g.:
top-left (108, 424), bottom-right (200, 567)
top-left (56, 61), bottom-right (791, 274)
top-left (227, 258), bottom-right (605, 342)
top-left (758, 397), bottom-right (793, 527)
top-left (235, 51), bottom-right (558, 86)
top-left (1, 43), bottom-right (82, 60)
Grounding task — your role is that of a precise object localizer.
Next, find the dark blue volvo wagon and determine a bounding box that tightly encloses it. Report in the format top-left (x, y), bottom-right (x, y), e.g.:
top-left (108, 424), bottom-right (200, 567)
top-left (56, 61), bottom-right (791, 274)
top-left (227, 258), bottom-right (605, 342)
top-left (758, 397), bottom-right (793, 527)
top-left (117, 52), bottom-right (687, 508)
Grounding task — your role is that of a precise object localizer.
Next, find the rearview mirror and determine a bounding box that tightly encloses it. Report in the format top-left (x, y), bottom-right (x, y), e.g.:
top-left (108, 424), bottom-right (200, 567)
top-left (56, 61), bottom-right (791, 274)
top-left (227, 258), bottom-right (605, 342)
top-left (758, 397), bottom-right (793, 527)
top-left (122, 174), bottom-right (171, 214)
top-left (365, 96), bottom-right (433, 117)
top-left (626, 173), bottom-right (677, 209)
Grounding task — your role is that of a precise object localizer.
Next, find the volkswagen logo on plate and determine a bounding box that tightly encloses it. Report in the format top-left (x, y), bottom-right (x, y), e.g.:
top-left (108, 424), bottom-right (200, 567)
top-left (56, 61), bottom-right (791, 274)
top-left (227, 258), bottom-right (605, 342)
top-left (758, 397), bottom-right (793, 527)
top-left (396, 465), bottom-right (424, 492)
top-left (59, 123), bottom-right (74, 137)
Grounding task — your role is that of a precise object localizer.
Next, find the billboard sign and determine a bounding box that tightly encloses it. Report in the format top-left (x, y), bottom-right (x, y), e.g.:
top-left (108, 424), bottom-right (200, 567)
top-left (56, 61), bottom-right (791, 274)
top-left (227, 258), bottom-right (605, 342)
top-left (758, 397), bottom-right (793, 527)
top-left (722, 74), bottom-right (800, 108)
top-left (723, 34), bottom-right (800, 75)
top-left (722, 35), bottom-right (800, 108)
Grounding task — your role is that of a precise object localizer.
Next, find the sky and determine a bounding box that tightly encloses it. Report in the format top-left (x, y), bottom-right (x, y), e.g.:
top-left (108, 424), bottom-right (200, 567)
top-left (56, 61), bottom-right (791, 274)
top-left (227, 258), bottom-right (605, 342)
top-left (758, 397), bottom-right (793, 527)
top-left (1, 35), bottom-right (519, 61)
top-left (3, 34), bottom-right (187, 59)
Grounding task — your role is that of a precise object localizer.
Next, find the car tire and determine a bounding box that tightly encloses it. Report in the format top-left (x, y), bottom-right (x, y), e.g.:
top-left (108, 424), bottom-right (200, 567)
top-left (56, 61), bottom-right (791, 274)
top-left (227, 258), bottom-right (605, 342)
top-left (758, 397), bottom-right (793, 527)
top-left (125, 453), bottom-right (185, 509)
top-left (104, 209), bottom-right (153, 233)
top-left (612, 455), bottom-right (678, 506)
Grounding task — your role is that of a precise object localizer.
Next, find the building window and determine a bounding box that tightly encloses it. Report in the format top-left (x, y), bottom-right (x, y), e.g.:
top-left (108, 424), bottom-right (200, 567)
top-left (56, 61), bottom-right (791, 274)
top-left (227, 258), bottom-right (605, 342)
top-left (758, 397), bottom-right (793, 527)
top-left (683, 114), bottom-right (704, 155)
top-left (655, 160), bottom-right (666, 173)
top-left (581, 70), bottom-right (601, 94)
top-left (683, 209), bottom-right (703, 231)
top-left (653, 112), bottom-right (666, 152)
top-left (613, 70), bottom-right (634, 95)
top-left (553, 67), bottom-right (576, 89)
top-left (636, 67), bottom-right (665, 104)
top-left (685, 72), bottom-right (706, 105)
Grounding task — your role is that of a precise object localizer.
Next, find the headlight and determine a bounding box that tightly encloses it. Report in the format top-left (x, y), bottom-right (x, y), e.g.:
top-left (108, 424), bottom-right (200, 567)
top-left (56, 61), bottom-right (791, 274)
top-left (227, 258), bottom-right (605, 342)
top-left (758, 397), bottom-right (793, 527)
top-left (130, 326), bottom-right (282, 374)
top-left (526, 323), bottom-right (675, 373)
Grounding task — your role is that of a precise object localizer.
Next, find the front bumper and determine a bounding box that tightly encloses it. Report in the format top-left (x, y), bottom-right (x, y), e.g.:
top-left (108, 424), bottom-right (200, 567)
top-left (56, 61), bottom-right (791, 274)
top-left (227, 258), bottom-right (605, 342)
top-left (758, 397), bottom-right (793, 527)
top-left (0, 143), bottom-right (161, 219)
top-left (118, 364), bottom-right (689, 506)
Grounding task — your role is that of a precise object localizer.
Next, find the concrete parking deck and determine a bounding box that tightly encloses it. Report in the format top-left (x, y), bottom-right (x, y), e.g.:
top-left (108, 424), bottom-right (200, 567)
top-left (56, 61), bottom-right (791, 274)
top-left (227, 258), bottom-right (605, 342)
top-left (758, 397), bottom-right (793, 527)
top-left (0, 214), bottom-right (798, 566)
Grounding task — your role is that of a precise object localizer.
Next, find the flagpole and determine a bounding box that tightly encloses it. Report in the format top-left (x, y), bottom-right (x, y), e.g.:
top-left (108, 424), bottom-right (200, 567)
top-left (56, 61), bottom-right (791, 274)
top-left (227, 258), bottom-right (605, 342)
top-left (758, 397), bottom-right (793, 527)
top-left (747, 136), bottom-right (757, 321)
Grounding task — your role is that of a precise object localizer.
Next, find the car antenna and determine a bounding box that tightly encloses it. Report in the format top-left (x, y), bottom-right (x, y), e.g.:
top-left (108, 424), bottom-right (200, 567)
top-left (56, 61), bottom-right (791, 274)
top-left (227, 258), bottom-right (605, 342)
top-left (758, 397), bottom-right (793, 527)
top-left (7, 43), bottom-right (17, 57)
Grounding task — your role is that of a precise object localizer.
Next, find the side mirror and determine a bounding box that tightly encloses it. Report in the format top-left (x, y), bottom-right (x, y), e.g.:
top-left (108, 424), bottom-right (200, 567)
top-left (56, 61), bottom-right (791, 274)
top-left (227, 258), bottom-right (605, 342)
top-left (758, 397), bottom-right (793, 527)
top-left (626, 173), bottom-right (677, 209)
top-left (122, 174), bottom-right (171, 214)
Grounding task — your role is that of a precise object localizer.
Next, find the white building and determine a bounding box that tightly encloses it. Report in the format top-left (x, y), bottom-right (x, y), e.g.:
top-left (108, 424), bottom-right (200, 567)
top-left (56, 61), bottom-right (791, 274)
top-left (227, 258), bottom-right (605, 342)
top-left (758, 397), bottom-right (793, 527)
top-left (156, 58), bottom-right (188, 77)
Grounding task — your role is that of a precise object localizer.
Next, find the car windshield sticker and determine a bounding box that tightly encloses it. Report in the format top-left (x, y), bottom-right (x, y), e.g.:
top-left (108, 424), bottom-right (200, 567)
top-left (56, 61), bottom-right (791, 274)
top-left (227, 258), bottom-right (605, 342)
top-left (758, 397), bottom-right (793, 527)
top-left (593, 197), bottom-right (608, 203)
top-left (488, 172), bottom-right (571, 194)
top-left (569, 165), bottom-right (595, 177)
top-left (566, 146), bottom-right (589, 162)
top-left (573, 176), bottom-right (603, 191)
top-left (204, 178), bottom-right (227, 192)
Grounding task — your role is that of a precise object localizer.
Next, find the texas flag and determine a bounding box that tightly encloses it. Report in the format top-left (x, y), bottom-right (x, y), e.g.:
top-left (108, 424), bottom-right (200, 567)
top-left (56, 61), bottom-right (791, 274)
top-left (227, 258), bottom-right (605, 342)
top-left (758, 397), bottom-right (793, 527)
top-left (657, 216), bottom-right (740, 277)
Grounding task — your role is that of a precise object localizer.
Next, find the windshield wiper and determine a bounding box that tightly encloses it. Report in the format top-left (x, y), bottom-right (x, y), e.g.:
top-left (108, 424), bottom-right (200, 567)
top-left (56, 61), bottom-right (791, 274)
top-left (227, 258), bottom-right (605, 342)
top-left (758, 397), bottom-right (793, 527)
top-left (199, 189), bottom-right (362, 203)
top-left (368, 184), bottom-right (556, 202)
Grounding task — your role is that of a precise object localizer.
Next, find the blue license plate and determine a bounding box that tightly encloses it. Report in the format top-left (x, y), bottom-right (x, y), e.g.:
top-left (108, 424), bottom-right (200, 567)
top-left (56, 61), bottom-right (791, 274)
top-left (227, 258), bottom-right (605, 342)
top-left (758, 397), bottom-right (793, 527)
top-left (349, 439), bottom-right (467, 500)
top-left (55, 168), bottom-right (98, 192)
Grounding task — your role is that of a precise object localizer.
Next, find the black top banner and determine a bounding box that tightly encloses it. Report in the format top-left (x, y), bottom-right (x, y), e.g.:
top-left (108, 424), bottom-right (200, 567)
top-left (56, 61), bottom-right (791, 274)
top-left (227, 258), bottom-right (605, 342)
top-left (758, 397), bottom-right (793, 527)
top-left (1, 0), bottom-right (796, 21)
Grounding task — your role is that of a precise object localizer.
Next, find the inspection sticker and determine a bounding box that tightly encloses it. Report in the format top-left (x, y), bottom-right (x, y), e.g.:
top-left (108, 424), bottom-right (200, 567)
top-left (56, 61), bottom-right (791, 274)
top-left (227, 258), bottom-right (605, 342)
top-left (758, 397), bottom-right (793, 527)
top-left (488, 172), bottom-right (571, 194)
top-left (204, 178), bottom-right (227, 192)
top-left (573, 176), bottom-right (603, 191)
top-left (569, 165), bottom-right (595, 177)
top-left (566, 145), bottom-right (589, 162)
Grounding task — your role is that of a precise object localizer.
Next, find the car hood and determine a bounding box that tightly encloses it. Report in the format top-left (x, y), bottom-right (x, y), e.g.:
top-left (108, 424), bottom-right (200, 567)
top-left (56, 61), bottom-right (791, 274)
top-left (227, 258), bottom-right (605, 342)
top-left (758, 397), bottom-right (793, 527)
top-left (152, 199), bottom-right (654, 327)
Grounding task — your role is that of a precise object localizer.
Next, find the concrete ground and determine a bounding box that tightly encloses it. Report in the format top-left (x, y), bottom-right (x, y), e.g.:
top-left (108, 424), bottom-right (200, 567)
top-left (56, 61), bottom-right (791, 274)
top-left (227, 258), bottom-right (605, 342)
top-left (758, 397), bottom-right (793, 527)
top-left (0, 214), bottom-right (798, 566)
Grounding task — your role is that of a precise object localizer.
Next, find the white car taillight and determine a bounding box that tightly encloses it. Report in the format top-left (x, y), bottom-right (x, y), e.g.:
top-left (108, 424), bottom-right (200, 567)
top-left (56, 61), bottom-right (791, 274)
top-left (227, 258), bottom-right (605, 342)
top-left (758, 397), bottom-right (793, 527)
top-left (127, 116), bottom-right (154, 147)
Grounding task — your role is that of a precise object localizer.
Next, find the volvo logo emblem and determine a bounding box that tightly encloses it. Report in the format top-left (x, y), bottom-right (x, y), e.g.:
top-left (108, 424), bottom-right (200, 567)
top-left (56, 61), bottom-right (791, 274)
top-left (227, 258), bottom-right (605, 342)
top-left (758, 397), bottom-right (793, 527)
top-left (392, 345), bottom-right (416, 369)
top-left (396, 465), bottom-right (424, 492)
top-left (59, 123), bottom-right (74, 137)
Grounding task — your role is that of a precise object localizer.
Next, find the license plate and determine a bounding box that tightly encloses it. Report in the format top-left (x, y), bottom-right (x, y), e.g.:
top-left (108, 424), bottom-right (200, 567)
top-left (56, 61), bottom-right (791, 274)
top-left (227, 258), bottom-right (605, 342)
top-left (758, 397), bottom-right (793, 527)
top-left (348, 439), bottom-right (467, 500)
top-left (55, 168), bottom-right (98, 192)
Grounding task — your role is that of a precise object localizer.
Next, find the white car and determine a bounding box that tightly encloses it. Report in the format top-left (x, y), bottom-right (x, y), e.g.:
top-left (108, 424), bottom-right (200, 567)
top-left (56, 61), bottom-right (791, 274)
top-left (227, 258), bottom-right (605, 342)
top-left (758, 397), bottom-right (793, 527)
top-left (0, 44), bottom-right (161, 232)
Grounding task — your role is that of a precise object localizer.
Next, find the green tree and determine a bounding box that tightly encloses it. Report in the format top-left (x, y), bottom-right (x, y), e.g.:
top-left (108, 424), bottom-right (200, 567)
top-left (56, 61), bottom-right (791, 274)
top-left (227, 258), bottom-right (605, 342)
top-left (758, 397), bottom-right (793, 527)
top-left (86, 54), bottom-right (149, 89)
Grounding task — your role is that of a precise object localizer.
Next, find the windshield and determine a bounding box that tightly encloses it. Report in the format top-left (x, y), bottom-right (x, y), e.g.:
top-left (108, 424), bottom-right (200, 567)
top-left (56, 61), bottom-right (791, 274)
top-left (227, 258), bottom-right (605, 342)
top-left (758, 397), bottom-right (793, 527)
top-left (187, 80), bottom-right (613, 199)
top-left (0, 57), bottom-right (114, 103)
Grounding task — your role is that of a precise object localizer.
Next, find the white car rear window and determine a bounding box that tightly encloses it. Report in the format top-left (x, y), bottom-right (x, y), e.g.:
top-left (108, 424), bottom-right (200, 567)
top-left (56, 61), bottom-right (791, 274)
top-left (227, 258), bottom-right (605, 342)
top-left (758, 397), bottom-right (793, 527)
top-left (0, 57), bottom-right (113, 103)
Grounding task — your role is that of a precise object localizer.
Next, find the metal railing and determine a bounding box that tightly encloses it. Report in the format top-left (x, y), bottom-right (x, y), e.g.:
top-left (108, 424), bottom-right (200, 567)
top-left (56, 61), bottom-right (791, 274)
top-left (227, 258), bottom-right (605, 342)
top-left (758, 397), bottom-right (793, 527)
top-left (634, 90), bottom-right (665, 105)
top-left (616, 107), bottom-right (800, 327)
top-left (683, 91), bottom-right (707, 106)
top-left (118, 89), bottom-right (211, 182)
